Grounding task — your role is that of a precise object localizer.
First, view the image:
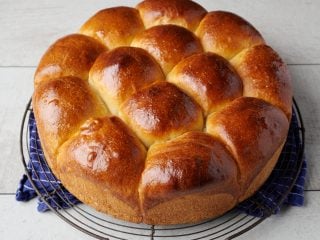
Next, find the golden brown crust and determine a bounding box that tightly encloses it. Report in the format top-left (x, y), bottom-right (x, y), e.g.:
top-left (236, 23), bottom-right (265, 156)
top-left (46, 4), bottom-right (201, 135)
top-left (80, 7), bottom-right (144, 49)
top-left (32, 1), bottom-right (293, 225)
top-left (57, 116), bottom-right (146, 211)
top-left (57, 173), bottom-right (143, 223)
top-left (206, 97), bottom-right (289, 191)
top-left (120, 82), bottom-right (203, 146)
top-left (196, 11), bottom-right (265, 59)
top-left (32, 76), bottom-right (108, 170)
top-left (240, 141), bottom-right (285, 201)
top-left (34, 34), bottom-right (106, 86)
top-left (142, 192), bottom-right (236, 225)
top-left (139, 132), bottom-right (239, 211)
top-left (136, 0), bottom-right (207, 31)
top-left (131, 24), bottom-right (203, 74)
top-left (89, 46), bottom-right (165, 115)
top-left (168, 52), bottom-right (243, 115)
top-left (231, 44), bottom-right (293, 119)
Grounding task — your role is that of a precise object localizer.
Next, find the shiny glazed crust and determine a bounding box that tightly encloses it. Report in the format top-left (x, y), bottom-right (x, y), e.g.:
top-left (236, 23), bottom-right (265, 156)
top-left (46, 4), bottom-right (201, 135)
top-left (32, 0), bottom-right (292, 225)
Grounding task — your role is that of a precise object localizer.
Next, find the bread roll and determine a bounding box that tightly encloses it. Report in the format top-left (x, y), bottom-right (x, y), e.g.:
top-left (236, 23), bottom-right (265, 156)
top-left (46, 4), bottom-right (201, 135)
top-left (57, 116), bottom-right (146, 222)
top-left (206, 97), bottom-right (289, 199)
top-left (231, 44), bottom-right (292, 119)
top-left (131, 24), bottom-right (203, 74)
top-left (34, 34), bottom-right (106, 86)
top-left (136, 0), bottom-right (207, 31)
top-left (89, 46), bottom-right (165, 116)
top-left (139, 131), bottom-right (239, 224)
top-left (168, 52), bottom-right (243, 115)
top-left (196, 11), bottom-right (265, 59)
top-left (119, 81), bottom-right (203, 146)
top-left (32, 76), bottom-right (108, 171)
top-left (80, 7), bottom-right (144, 49)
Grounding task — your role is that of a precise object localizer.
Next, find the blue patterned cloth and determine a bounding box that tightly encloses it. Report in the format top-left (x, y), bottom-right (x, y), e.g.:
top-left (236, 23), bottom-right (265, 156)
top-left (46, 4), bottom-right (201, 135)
top-left (16, 109), bottom-right (306, 217)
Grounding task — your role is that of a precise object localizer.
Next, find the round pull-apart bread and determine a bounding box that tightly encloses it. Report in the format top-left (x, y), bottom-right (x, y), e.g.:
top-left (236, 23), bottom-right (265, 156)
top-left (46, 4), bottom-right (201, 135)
top-left (32, 0), bottom-right (292, 224)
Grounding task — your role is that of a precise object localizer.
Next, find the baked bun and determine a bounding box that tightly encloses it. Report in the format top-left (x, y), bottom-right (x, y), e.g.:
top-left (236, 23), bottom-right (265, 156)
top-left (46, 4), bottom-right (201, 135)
top-left (119, 81), bottom-right (203, 146)
top-left (57, 116), bottom-right (146, 222)
top-left (34, 34), bottom-right (106, 86)
top-left (231, 45), bottom-right (292, 118)
top-left (89, 46), bottom-right (165, 116)
top-left (131, 24), bottom-right (203, 74)
top-left (32, 0), bottom-right (292, 224)
top-left (140, 131), bottom-right (239, 224)
top-left (79, 7), bottom-right (144, 49)
top-left (136, 0), bottom-right (207, 31)
top-left (206, 97), bottom-right (289, 200)
top-left (196, 11), bottom-right (265, 59)
top-left (167, 52), bottom-right (243, 115)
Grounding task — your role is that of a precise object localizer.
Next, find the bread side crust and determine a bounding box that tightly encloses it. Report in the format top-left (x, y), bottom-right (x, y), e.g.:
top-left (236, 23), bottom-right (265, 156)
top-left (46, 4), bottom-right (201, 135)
top-left (142, 192), bottom-right (236, 225)
top-left (59, 172), bottom-right (143, 223)
top-left (240, 141), bottom-right (285, 201)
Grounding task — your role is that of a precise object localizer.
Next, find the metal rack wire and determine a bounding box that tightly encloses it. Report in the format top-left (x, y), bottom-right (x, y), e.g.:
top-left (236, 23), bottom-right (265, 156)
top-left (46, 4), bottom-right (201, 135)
top-left (19, 98), bottom-right (305, 240)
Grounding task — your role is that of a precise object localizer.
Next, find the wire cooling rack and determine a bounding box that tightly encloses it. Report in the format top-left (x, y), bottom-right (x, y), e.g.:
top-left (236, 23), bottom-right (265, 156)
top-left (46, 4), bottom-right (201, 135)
top-left (19, 98), bottom-right (305, 240)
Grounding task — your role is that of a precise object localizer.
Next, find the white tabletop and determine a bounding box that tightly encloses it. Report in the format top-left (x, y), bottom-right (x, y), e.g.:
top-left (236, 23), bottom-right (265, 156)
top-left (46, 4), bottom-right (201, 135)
top-left (1, 0), bottom-right (319, 239)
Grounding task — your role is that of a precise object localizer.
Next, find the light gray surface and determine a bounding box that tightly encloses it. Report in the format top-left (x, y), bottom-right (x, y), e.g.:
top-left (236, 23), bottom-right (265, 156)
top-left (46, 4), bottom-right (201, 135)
top-left (0, 0), bottom-right (319, 239)
top-left (0, 192), bottom-right (319, 240)
top-left (1, 0), bottom-right (320, 66)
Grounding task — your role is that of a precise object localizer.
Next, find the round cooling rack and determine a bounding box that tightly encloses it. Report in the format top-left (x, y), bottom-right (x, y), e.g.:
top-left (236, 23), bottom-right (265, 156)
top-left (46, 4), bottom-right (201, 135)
top-left (20, 98), bottom-right (305, 240)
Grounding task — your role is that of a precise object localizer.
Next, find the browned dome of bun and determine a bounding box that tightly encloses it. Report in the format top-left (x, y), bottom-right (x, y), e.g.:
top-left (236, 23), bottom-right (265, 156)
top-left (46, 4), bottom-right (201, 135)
top-left (80, 7), bottom-right (145, 49)
top-left (89, 46), bottom-right (165, 116)
top-left (34, 34), bottom-right (106, 86)
top-left (131, 24), bottom-right (203, 74)
top-left (168, 52), bottom-right (243, 115)
top-left (119, 81), bottom-right (203, 146)
top-left (136, 0), bottom-right (207, 31)
top-left (140, 131), bottom-right (240, 224)
top-left (196, 11), bottom-right (265, 59)
top-left (32, 0), bottom-right (292, 225)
